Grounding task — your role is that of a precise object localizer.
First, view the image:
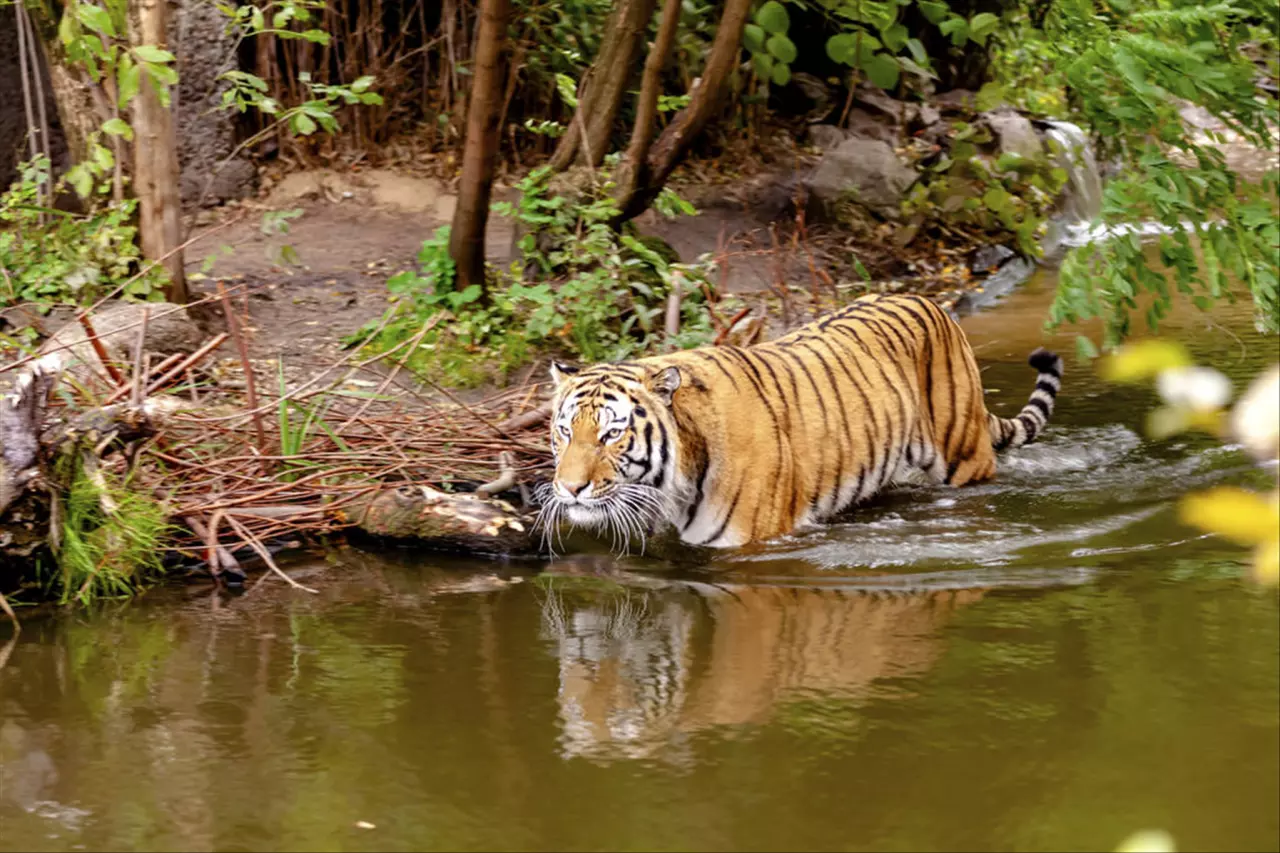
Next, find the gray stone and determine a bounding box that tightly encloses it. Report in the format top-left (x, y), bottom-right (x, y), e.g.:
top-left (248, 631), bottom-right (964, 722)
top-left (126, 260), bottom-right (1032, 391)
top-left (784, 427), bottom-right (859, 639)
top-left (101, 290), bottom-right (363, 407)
top-left (807, 124), bottom-right (850, 150)
top-left (970, 243), bottom-right (1015, 273)
top-left (41, 301), bottom-right (206, 381)
top-left (983, 110), bottom-right (1044, 159)
top-left (804, 137), bottom-right (918, 219)
top-left (934, 89), bottom-right (977, 114)
top-left (844, 108), bottom-right (897, 144)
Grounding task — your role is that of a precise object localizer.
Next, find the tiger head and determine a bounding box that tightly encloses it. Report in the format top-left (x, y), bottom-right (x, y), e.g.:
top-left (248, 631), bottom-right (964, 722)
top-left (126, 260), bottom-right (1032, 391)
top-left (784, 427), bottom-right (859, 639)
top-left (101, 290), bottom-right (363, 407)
top-left (540, 361), bottom-right (684, 542)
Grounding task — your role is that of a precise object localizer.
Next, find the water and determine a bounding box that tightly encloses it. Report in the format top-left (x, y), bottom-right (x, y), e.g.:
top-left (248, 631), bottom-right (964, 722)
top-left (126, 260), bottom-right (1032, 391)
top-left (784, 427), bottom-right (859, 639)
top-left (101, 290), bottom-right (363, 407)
top-left (2, 278), bottom-right (1278, 852)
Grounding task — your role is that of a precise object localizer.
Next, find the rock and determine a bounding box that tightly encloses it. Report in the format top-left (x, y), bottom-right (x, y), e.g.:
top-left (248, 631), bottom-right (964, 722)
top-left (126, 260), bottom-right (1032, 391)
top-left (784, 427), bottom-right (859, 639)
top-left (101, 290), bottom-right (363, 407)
top-left (917, 104), bottom-right (942, 127)
top-left (807, 124), bottom-right (850, 150)
top-left (845, 108), bottom-right (897, 144)
top-left (935, 89), bottom-right (977, 114)
top-left (969, 244), bottom-right (1016, 273)
top-left (856, 85), bottom-right (919, 125)
top-left (983, 110), bottom-right (1044, 159)
top-left (788, 72), bottom-right (837, 124)
top-left (40, 301), bottom-right (207, 382)
top-left (804, 138), bottom-right (918, 219)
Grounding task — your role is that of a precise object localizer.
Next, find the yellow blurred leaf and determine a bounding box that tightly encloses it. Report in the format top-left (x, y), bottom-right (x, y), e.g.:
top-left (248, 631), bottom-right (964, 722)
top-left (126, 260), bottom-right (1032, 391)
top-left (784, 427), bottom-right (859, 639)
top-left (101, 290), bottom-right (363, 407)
top-left (1146, 405), bottom-right (1189, 440)
top-left (1254, 538), bottom-right (1279, 586)
top-left (1179, 487), bottom-right (1280, 546)
top-left (1116, 830), bottom-right (1176, 853)
top-left (1100, 339), bottom-right (1191, 383)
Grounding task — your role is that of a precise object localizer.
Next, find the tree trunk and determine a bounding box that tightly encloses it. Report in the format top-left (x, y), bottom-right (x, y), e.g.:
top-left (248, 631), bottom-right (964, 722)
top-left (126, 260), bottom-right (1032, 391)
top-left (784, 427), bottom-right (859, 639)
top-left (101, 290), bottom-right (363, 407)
top-left (548, 0), bottom-right (658, 171)
top-left (615, 0), bottom-right (752, 223)
top-left (129, 0), bottom-right (187, 302)
top-left (613, 0), bottom-right (683, 207)
top-left (25, 7), bottom-right (110, 180)
top-left (448, 0), bottom-right (512, 293)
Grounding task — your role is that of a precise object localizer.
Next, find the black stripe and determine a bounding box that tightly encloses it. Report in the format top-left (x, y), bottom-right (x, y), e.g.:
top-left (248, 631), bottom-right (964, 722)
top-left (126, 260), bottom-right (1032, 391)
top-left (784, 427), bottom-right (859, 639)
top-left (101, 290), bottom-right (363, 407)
top-left (691, 350), bottom-right (742, 390)
top-left (1035, 380), bottom-right (1058, 396)
top-left (777, 347), bottom-right (833, 513)
top-left (945, 459), bottom-right (960, 485)
top-left (1028, 397), bottom-right (1051, 417)
top-left (701, 476), bottom-right (745, 546)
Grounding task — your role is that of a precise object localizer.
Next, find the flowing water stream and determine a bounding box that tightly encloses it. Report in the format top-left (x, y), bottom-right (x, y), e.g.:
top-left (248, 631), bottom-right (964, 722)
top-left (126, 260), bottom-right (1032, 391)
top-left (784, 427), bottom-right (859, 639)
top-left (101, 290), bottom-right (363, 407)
top-left (1, 270), bottom-right (1277, 852)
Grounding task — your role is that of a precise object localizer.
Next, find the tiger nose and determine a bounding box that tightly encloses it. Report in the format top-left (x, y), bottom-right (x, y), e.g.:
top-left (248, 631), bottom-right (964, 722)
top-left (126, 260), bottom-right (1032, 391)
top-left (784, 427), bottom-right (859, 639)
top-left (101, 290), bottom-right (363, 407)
top-left (557, 479), bottom-right (589, 498)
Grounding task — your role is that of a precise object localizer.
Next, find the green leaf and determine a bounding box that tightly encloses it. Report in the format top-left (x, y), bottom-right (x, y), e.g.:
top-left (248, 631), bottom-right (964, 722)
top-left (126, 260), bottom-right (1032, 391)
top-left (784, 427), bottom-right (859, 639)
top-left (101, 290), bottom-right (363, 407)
top-left (351, 75), bottom-right (375, 93)
top-left (1075, 335), bottom-right (1099, 361)
top-left (753, 53), bottom-right (774, 78)
top-left (292, 113), bottom-right (318, 135)
top-left (132, 45), bottom-right (176, 64)
top-left (826, 33), bottom-right (858, 65)
top-left (756, 1), bottom-right (789, 35)
top-left (904, 37), bottom-right (928, 66)
top-left (771, 62), bottom-right (791, 86)
top-left (75, 3), bottom-right (115, 36)
top-left (882, 23), bottom-right (909, 52)
top-left (91, 143), bottom-right (114, 172)
top-left (968, 12), bottom-right (1000, 42)
top-left (919, 0), bottom-right (950, 24)
top-left (58, 11), bottom-right (77, 46)
top-left (117, 63), bottom-right (141, 109)
top-left (743, 23), bottom-right (766, 54)
top-left (862, 52), bottom-right (900, 90)
top-left (67, 164), bottom-right (93, 198)
top-left (939, 17), bottom-right (969, 46)
top-left (982, 186), bottom-right (1011, 211)
top-left (767, 34), bottom-right (797, 64)
top-left (101, 118), bottom-right (134, 141)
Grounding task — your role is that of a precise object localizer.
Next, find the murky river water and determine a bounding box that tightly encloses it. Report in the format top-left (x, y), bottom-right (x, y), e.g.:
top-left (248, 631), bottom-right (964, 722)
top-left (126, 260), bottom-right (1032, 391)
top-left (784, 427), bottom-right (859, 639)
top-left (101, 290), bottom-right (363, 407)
top-left (2, 276), bottom-right (1278, 852)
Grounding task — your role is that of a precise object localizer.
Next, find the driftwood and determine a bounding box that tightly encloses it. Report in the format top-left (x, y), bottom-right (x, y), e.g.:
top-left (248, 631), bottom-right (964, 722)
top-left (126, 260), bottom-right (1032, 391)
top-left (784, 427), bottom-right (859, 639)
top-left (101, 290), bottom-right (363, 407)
top-left (345, 485), bottom-right (537, 554)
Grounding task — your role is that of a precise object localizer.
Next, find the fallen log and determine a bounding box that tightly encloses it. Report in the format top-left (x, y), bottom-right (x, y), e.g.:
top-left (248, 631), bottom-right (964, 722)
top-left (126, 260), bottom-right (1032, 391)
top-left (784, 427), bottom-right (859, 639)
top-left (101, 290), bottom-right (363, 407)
top-left (342, 485), bottom-right (538, 555)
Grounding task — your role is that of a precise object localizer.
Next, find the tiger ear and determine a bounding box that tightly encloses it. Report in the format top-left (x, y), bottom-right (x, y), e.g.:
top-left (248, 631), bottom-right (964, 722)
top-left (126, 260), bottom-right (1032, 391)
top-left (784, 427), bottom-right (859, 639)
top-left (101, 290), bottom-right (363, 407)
top-left (649, 366), bottom-right (681, 406)
top-left (549, 361), bottom-right (579, 387)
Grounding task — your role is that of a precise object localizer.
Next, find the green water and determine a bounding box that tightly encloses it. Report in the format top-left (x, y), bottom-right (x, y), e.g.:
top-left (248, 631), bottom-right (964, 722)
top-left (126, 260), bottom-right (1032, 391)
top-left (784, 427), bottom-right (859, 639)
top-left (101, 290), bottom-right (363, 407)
top-left (2, 278), bottom-right (1278, 852)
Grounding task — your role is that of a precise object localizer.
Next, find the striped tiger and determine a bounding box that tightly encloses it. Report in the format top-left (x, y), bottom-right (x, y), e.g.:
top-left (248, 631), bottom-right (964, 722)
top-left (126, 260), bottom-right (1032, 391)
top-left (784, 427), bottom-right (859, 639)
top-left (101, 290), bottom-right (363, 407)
top-left (541, 292), bottom-right (1063, 549)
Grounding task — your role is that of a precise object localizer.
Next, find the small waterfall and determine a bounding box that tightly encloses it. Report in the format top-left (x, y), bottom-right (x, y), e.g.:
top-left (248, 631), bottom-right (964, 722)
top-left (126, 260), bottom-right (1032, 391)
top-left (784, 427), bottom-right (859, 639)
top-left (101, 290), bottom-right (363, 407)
top-left (1039, 119), bottom-right (1178, 255)
top-left (1042, 120), bottom-right (1104, 226)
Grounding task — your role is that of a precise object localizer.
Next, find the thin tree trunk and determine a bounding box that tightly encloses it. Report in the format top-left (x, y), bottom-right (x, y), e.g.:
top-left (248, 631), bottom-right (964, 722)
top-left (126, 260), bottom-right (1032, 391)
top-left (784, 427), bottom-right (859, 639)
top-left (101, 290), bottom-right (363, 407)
top-left (548, 0), bottom-right (657, 171)
top-left (130, 0), bottom-right (187, 302)
top-left (448, 0), bottom-right (512, 292)
top-left (613, 0), bottom-right (683, 207)
top-left (616, 0), bottom-right (752, 222)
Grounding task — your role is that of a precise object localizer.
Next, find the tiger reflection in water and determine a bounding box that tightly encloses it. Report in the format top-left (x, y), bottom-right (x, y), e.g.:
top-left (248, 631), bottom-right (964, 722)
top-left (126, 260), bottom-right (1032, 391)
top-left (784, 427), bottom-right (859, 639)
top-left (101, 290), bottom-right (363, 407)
top-left (538, 577), bottom-right (984, 764)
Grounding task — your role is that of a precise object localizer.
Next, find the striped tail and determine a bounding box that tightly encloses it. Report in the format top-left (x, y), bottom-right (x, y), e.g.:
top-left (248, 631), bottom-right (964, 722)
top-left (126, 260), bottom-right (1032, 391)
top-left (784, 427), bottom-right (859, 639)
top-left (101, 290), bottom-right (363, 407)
top-left (989, 347), bottom-right (1063, 451)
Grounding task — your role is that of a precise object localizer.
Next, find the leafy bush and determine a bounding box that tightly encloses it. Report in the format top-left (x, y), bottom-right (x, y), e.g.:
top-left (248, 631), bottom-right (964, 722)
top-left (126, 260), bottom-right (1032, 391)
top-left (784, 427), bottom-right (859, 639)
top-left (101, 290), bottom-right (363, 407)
top-left (985, 0), bottom-right (1280, 346)
top-left (902, 120), bottom-right (1070, 254)
top-left (0, 157), bottom-right (168, 311)
top-left (350, 164), bottom-right (730, 387)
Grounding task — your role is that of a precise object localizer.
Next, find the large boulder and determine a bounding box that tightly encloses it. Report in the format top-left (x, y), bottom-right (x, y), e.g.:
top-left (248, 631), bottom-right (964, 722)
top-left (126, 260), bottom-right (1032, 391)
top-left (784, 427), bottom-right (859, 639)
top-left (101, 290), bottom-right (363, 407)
top-left (804, 138), bottom-right (918, 219)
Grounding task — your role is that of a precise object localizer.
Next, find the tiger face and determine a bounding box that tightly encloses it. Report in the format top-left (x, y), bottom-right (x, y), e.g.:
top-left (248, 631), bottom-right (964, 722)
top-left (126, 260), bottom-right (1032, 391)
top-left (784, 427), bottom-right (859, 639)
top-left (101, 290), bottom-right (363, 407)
top-left (542, 361), bottom-right (683, 541)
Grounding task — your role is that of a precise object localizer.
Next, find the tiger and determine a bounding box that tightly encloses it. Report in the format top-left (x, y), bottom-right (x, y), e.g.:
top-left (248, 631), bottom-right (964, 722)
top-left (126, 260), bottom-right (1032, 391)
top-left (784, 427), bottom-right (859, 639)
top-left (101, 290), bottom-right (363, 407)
top-left (541, 292), bottom-right (1063, 550)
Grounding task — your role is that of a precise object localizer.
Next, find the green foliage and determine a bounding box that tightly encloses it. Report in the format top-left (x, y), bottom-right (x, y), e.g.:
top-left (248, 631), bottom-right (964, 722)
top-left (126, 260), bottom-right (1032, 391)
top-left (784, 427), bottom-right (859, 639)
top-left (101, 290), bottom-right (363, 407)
top-left (0, 157), bottom-right (168, 310)
top-left (350, 165), bottom-right (728, 388)
top-left (815, 0), bottom-right (1006, 90)
top-left (50, 453), bottom-right (173, 606)
top-left (902, 121), bottom-right (1069, 254)
top-left (982, 0), bottom-right (1280, 343)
